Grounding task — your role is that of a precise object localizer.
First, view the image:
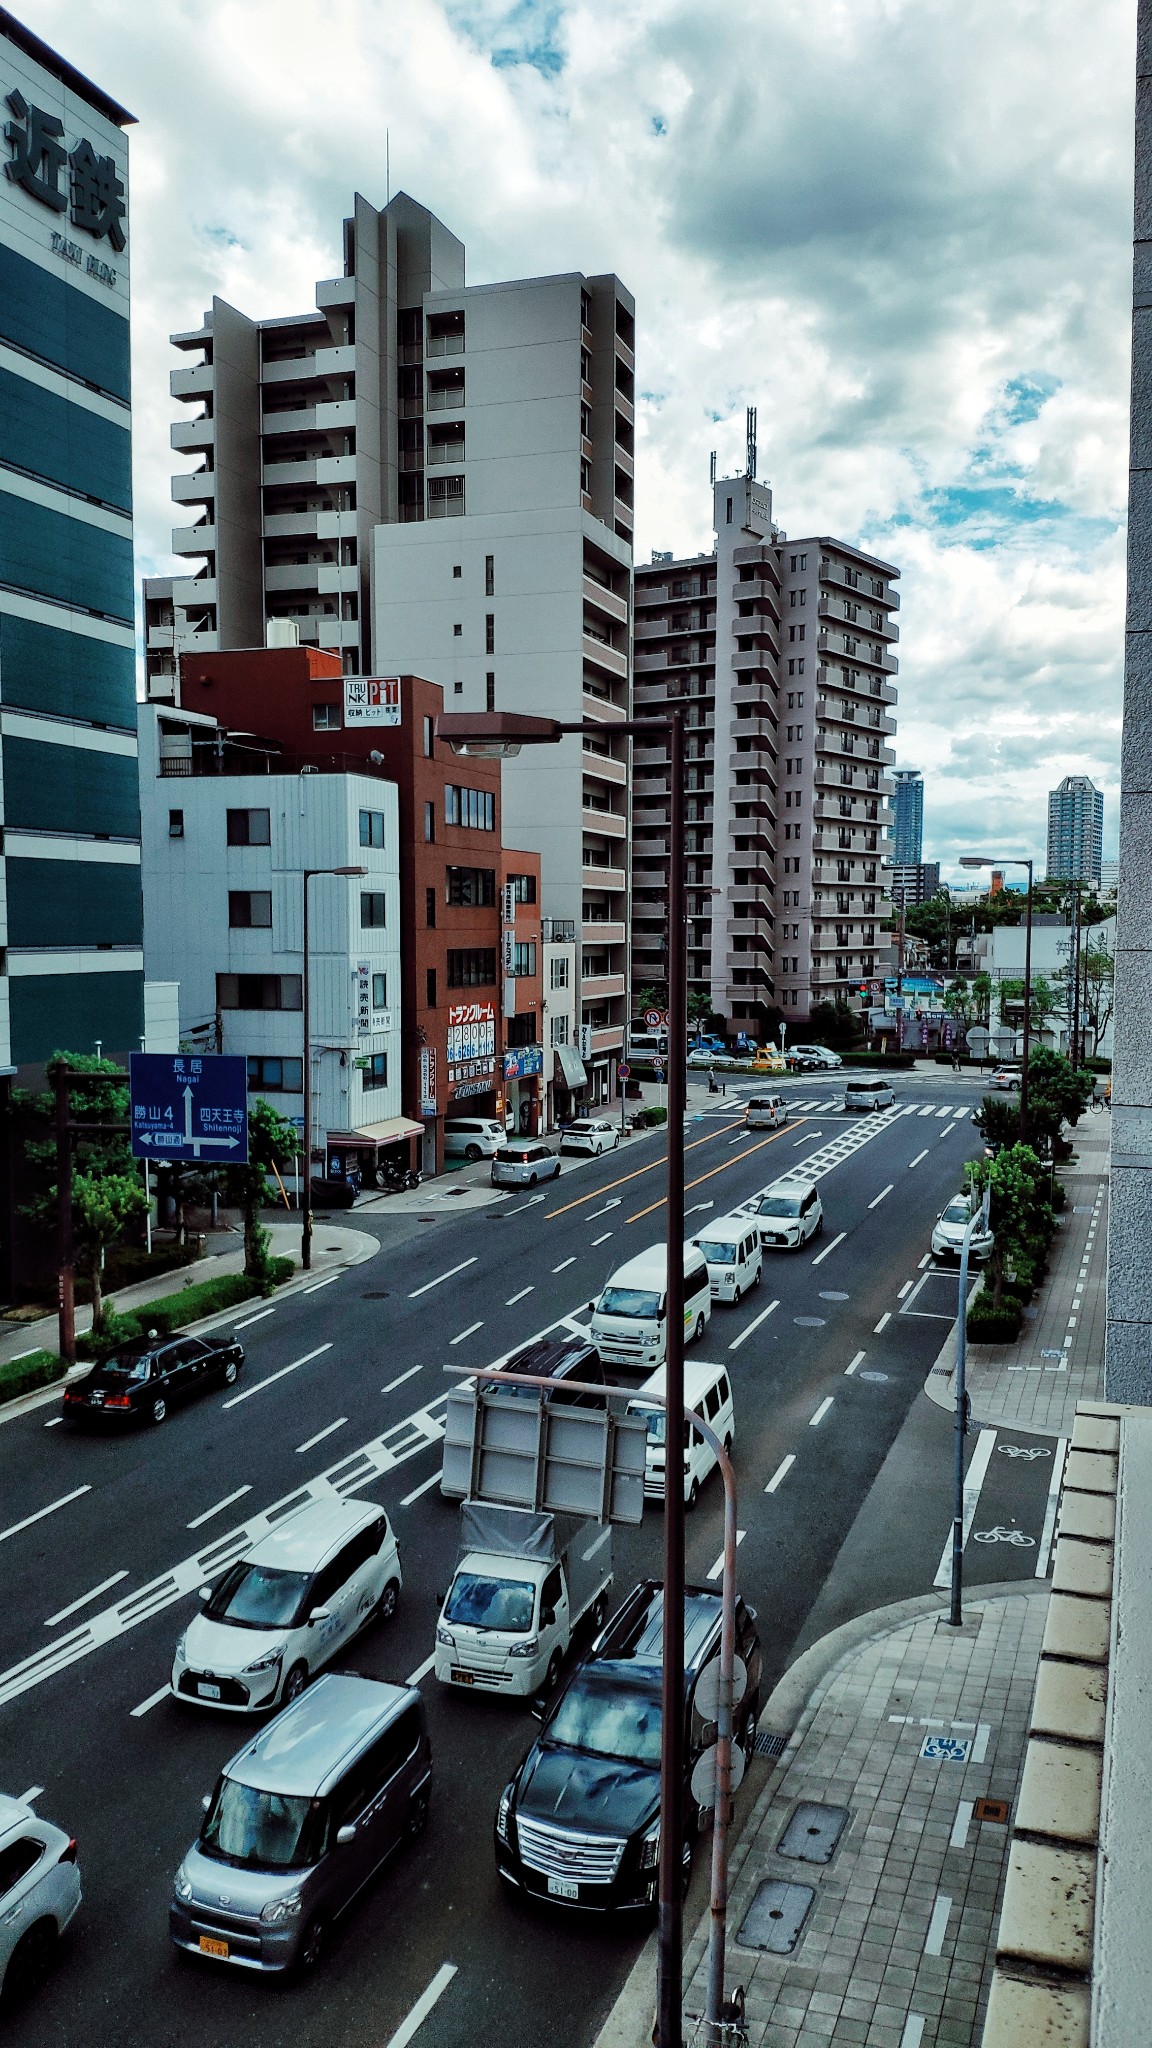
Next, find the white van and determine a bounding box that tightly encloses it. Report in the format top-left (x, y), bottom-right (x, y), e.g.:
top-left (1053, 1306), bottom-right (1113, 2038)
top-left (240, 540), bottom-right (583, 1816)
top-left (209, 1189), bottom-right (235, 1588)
top-left (843, 1077), bottom-right (895, 1113)
top-left (628, 1359), bottom-right (735, 1508)
top-left (746, 1094), bottom-right (788, 1130)
top-left (589, 1242), bottom-right (712, 1371)
top-left (691, 1216), bottom-right (763, 1303)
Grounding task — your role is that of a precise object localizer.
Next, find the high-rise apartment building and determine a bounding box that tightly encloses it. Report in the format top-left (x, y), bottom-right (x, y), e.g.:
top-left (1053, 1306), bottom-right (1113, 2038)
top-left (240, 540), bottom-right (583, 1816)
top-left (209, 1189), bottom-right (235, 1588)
top-left (1047, 774), bottom-right (1103, 886)
top-left (632, 474), bottom-right (899, 1032)
top-left (147, 192), bottom-right (633, 1102)
top-left (889, 860), bottom-right (940, 908)
top-left (0, 12), bottom-right (144, 1065)
top-left (891, 768), bottom-right (924, 864)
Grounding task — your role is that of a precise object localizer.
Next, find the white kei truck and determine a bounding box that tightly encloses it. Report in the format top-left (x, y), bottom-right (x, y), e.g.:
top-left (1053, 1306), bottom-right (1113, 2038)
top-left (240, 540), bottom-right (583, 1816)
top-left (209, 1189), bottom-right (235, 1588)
top-left (434, 1502), bottom-right (614, 1699)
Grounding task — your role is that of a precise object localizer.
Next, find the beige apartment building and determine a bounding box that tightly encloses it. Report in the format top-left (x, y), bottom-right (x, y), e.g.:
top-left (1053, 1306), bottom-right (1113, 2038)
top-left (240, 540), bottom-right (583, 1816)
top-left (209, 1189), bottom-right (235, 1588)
top-left (632, 472), bottom-right (899, 1033)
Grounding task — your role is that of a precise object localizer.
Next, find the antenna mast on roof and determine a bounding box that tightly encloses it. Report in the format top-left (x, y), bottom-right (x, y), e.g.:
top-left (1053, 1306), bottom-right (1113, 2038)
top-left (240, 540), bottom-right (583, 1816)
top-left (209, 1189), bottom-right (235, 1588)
top-left (709, 450), bottom-right (716, 488)
top-left (746, 405), bottom-right (757, 481)
top-left (386, 128), bottom-right (391, 205)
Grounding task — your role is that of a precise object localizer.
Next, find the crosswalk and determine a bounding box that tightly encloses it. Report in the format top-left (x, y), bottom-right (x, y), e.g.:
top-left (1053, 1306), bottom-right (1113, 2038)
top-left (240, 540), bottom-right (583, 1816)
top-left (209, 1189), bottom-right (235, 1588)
top-left (695, 1096), bottom-right (973, 1122)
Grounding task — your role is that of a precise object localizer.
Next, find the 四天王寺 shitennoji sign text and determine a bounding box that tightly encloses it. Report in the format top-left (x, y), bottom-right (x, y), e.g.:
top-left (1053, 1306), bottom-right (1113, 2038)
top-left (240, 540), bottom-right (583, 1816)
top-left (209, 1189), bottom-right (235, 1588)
top-left (129, 1054), bottom-right (249, 1164)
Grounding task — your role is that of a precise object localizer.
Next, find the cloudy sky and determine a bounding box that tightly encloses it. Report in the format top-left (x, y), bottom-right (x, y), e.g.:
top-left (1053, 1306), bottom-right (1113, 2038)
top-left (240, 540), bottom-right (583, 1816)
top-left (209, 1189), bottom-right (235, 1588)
top-left (20, 0), bottom-right (1136, 876)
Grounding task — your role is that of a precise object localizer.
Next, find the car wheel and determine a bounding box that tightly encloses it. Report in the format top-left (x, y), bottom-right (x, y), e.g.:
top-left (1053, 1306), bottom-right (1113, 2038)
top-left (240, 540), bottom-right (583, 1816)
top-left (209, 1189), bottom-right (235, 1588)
top-left (545, 1651), bottom-right (562, 1692)
top-left (223, 1357), bottom-right (239, 1385)
top-left (375, 1579), bottom-right (400, 1625)
top-left (407, 1788), bottom-right (430, 1840)
top-left (734, 1284), bottom-right (742, 1304)
top-left (693, 1315), bottom-right (705, 1344)
top-left (149, 1396), bottom-right (167, 1426)
top-left (612, 1134), bottom-right (620, 1150)
top-left (528, 1173), bottom-right (537, 1187)
top-left (753, 1265), bottom-right (762, 1287)
top-left (282, 1661), bottom-right (309, 1705)
top-left (738, 1695), bottom-right (761, 1764)
top-left (723, 1432), bottom-right (733, 1458)
top-left (3, 1920), bottom-right (57, 2006)
top-left (590, 1592), bottom-right (608, 1634)
top-left (686, 1478), bottom-right (700, 1512)
top-left (465, 1144), bottom-right (482, 1162)
top-left (295, 1914), bottom-right (327, 1975)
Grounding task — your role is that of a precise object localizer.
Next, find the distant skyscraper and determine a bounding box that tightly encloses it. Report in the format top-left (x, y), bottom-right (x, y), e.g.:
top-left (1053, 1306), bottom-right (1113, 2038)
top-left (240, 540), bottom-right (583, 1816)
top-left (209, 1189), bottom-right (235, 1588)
top-left (1047, 776), bottom-right (1103, 886)
top-left (891, 768), bottom-right (924, 863)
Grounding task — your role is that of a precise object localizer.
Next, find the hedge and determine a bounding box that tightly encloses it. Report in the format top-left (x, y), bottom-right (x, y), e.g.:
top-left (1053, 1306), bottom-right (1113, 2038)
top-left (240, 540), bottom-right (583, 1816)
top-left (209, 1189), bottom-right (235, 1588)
top-left (840, 1050), bottom-right (918, 1069)
top-left (966, 1290), bottom-right (1024, 1343)
top-left (633, 1105), bottom-right (668, 1128)
top-left (77, 1257), bottom-right (295, 1360)
top-left (0, 1348), bottom-right (66, 1407)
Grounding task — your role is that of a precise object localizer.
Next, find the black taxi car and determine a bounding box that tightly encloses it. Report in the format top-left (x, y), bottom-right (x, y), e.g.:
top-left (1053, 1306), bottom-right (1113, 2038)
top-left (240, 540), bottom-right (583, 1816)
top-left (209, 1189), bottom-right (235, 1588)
top-left (62, 1331), bottom-right (245, 1427)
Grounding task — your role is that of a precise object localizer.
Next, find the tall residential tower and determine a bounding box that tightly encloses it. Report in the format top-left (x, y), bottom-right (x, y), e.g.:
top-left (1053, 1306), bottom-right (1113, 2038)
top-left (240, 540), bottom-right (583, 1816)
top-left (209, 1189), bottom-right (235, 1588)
top-left (891, 767), bottom-right (924, 864)
top-left (1047, 774), bottom-right (1103, 887)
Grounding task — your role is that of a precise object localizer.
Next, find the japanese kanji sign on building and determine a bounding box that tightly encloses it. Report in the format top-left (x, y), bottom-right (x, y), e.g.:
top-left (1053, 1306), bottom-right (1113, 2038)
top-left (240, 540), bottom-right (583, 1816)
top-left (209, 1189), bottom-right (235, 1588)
top-left (129, 1054), bottom-right (249, 1164)
top-left (3, 85), bottom-right (127, 286)
top-left (344, 676), bottom-right (401, 726)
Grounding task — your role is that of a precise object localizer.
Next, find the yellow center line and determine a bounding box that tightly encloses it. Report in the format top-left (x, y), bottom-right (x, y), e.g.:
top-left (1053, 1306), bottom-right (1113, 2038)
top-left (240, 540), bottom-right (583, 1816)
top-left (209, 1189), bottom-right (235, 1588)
top-left (626, 1121), bottom-right (806, 1224)
top-left (545, 1120), bottom-right (747, 1221)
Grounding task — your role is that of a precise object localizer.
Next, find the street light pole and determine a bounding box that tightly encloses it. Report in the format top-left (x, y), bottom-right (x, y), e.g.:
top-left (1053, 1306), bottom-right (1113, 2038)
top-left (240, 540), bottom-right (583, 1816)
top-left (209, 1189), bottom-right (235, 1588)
top-left (948, 1185), bottom-right (991, 1627)
top-left (959, 853), bottom-right (1034, 1138)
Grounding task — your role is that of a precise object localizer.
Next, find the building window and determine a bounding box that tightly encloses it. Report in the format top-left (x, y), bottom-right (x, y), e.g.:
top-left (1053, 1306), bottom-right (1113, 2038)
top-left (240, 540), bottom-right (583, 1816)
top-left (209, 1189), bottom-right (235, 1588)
top-left (359, 808), bottom-right (386, 848)
top-left (424, 800), bottom-right (435, 842)
top-left (507, 1011), bottom-right (537, 1048)
top-left (423, 716), bottom-right (434, 757)
top-left (447, 948), bottom-right (497, 987)
top-left (227, 808), bottom-right (271, 846)
top-left (509, 872), bottom-right (537, 903)
top-left (445, 784), bottom-right (495, 830)
top-left (550, 956), bottom-right (570, 990)
top-left (550, 1013), bottom-right (569, 1047)
top-left (453, 679), bottom-right (463, 695)
top-left (168, 809), bottom-right (184, 839)
top-left (361, 1051), bottom-right (388, 1091)
top-left (512, 941), bottom-right (537, 976)
top-left (726, 497), bottom-right (733, 523)
top-left (485, 613), bottom-right (495, 655)
top-left (428, 474), bottom-right (465, 517)
top-left (485, 554), bottom-right (494, 596)
top-left (426, 886), bottom-right (436, 928)
top-left (453, 564), bottom-right (462, 579)
top-left (486, 671), bottom-right (495, 712)
top-left (313, 702), bottom-right (341, 730)
top-left (228, 890), bottom-right (272, 928)
top-left (372, 971), bottom-right (387, 1008)
top-left (453, 623), bottom-right (462, 638)
top-left (246, 1055), bottom-right (303, 1093)
top-left (361, 892), bottom-right (387, 927)
top-left (446, 865), bottom-right (495, 906)
top-left (217, 973), bottom-right (302, 1011)
top-left (426, 967), bottom-right (437, 1007)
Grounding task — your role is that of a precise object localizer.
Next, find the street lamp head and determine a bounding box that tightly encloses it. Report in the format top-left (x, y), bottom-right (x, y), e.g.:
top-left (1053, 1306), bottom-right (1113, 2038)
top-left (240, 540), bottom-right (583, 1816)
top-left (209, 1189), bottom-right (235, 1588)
top-left (330, 866), bottom-right (368, 877)
top-left (434, 711), bottom-right (566, 757)
top-left (958, 856), bottom-right (992, 869)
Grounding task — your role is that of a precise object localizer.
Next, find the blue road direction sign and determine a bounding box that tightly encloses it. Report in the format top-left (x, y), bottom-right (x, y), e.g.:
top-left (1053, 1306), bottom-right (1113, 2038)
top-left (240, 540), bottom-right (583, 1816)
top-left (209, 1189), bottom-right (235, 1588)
top-left (129, 1053), bottom-right (249, 1164)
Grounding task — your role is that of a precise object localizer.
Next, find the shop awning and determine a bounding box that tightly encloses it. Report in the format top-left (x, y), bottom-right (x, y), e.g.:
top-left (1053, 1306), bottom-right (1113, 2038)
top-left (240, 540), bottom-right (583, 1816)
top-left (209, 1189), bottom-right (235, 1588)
top-left (327, 1116), bottom-right (426, 1146)
top-left (554, 1045), bottom-right (588, 1091)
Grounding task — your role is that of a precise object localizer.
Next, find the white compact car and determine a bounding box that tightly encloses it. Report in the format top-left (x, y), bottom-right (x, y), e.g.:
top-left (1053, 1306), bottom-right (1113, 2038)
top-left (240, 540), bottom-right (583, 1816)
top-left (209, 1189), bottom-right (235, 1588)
top-left (560, 1117), bottom-right (620, 1157)
top-left (171, 1499), bottom-right (402, 1713)
top-left (0, 1794), bottom-right (81, 2007)
top-left (444, 1117), bottom-right (506, 1161)
top-left (931, 1195), bottom-right (995, 1262)
top-left (787, 1044), bottom-right (843, 1070)
top-left (752, 1179), bottom-right (824, 1250)
top-left (989, 1066), bottom-right (1022, 1092)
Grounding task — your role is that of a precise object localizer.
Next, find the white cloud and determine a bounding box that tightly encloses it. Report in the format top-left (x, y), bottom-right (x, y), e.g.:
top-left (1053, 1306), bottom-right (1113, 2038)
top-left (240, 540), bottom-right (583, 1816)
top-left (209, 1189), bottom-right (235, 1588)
top-left (16, 0), bottom-right (1132, 865)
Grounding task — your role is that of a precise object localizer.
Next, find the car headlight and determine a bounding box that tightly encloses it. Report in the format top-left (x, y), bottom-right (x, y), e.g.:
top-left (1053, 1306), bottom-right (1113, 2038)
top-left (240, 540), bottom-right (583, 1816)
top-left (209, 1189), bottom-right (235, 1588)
top-left (640, 1822), bottom-right (660, 1869)
top-left (174, 1873), bottom-right (194, 1902)
top-left (496, 1787), bottom-right (513, 1842)
top-left (243, 1649), bottom-right (283, 1675)
top-left (174, 1633), bottom-right (187, 1661)
top-left (508, 1637), bottom-right (539, 1659)
top-left (260, 1893), bottom-right (303, 1924)
top-left (436, 1626), bottom-right (454, 1647)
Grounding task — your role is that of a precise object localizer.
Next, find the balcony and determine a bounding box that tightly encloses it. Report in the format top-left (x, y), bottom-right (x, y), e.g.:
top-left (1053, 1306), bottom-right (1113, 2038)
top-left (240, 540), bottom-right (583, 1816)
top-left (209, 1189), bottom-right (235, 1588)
top-left (583, 573), bottom-right (629, 626)
top-left (583, 632), bottom-right (628, 679)
top-left (171, 523), bottom-right (214, 557)
top-left (581, 972), bottom-right (626, 1003)
top-left (582, 805), bottom-right (626, 839)
top-left (582, 746), bottom-right (627, 786)
top-left (171, 416), bottom-right (214, 454)
top-left (581, 690), bottom-right (628, 724)
top-left (170, 575), bottom-right (218, 607)
top-left (581, 919), bottom-right (625, 946)
top-left (316, 275), bottom-right (355, 308)
top-left (581, 864), bottom-right (625, 893)
top-left (264, 511), bottom-right (321, 539)
top-left (171, 471), bottom-right (213, 506)
top-left (170, 363), bottom-right (214, 399)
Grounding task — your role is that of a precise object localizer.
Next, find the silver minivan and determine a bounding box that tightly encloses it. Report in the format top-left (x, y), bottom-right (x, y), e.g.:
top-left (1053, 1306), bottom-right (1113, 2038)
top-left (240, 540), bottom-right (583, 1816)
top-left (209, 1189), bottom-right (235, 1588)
top-left (490, 1140), bottom-right (561, 1188)
top-left (844, 1076), bottom-right (895, 1112)
top-left (170, 1673), bottom-right (431, 1976)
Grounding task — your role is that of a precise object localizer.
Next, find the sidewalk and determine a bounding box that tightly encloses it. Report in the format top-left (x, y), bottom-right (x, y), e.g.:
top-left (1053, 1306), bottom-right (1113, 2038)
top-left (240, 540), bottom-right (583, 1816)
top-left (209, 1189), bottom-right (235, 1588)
top-left (600, 1585), bottom-right (1050, 2048)
top-left (924, 1119), bottom-right (1109, 1439)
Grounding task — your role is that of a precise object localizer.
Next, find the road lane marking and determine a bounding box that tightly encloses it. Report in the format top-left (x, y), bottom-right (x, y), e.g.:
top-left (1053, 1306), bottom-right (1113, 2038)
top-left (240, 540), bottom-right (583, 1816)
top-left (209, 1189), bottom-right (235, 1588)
top-left (765, 1455), bottom-right (795, 1493)
top-left (45, 1571), bottom-right (128, 1627)
top-left (383, 1962), bottom-right (459, 2048)
top-left (685, 1200), bottom-right (715, 1216)
top-left (917, 1105), bottom-right (936, 1117)
top-left (950, 1801), bottom-right (973, 1849)
top-left (844, 1350), bottom-right (865, 1376)
top-left (16, 1785), bottom-right (43, 1804)
top-left (627, 1125), bottom-right (804, 1224)
top-left (552, 1257), bottom-right (577, 1273)
top-left (587, 1199), bottom-right (622, 1218)
top-left (43, 1417), bottom-right (62, 1428)
top-left (449, 1321), bottom-right (484, 1345)
top-left (811, 1231), bottom-right (846, 1267)
top-left (405, 1653), bottom-right (437, 1686)
top-left (874, 1312), bottom-right (891, 1332)
top-left (382, 1366), bottom-right (423, 1394)
top-left (0, 1485), bottom-right (91, 1545)
top-left (933, 1429), bottom-right (998, 1588)
top-left (409, 1257), bottom-right (477, 1298)
top-left (222, 1343), bottom-right (332, 1408)
top-left (1036, 1437), bottom-right (1069, 1577)
top-left (952, 1106), bottom-right (968, 1119)
top-left (502, 1194), bottom-right (547, 1216)
top-left (296, 1418), bottom-right (347, 1454)
top-left (235, 1306), bottom-right (276, 1328)
top-left (809, 1396), bottom-right (834, 1427)
top-left (919, 1253), bottom-right (932, 1269)
top-left (898, 1280), bottom-right (913, 1298)
top-left (728, 1132), bottom-right (749, 1145)
top-left (505, 1287), bottom-right (534, 1305)
top-left (130, 1684), bottom-right (171, 1719)
top-left (972, 1723), bottom-right (991, 1762)
top-left (924, 1894), bottom-right (952, 1955)
top-left (869, 1184), bottom-right (894, 1209)
top-left (546, 1124), bottom-right (743, 1220)
top-left (908, 1149), bottom-right (930, 1168)
top-left (400, 1471), bottom-right (441, 1507)
top-left (728, 1299), bottom-right (779, 1351)
top-left (936, 1107), bottom-right (951, 1119)
top-left (591, 1232), bottom-right (613, 1246)
top-left (187, 1485), bottom-right (253, 1530)
top-left (303, 1273), bottom-right (341, 1293)
top-left (707, 1531), bottom-right (746, 1580)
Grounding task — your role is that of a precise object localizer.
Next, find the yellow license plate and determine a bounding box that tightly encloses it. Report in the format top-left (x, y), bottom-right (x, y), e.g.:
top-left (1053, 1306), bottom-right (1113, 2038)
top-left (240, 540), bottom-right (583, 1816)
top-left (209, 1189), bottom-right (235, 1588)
top-left (198, 1935), bottom-right (229, 1958)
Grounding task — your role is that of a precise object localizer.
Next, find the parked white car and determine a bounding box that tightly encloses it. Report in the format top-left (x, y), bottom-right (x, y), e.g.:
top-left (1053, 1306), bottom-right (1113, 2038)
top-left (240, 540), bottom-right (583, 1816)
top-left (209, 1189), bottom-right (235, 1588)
top-left (560, 1117), bottom-right (620, 1157)
top-left (787, 1044), bottom-right (843, 1070)
top-left (444, 1117), bottom-right (506, 1161)
top-left (0, 1794), bottom-right (81, 2007)
top-left (931, 1195), bottom-right (995, 1262)
top-left (171, 1499), bottom-right (402, 1713)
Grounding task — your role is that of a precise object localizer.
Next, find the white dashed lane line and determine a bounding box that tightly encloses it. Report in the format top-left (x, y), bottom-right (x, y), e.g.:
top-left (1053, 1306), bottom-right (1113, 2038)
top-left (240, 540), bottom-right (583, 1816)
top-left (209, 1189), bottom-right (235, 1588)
top-left (0, 1485), bottom-right (91, 1546)
top-left (908, 1149), bottom-right (930, 1168)
top-left (505, 1286), bottom-right (534, 1305)
top-left (868, 1184), bottom-right (894, 1209)
top-left (382, 1366), bottom-right (423, 1395)
top-left (449, 1322), bottom-right (485, 1346)
top-left (844, 1350), bottom-right (865, 1376)
top-left (874, 1311), bottom-right (891, 1333)
top-left (728, 1299), bottom-right (779, 1352)
top-left (811, 1231), bottom-right (846, 1267)
top-left (707, 1531), bottom-right (746, 1580)
top-left (765, 1454), bottom-right (795, 1493)
top-left (45, 1571), bottom-right (129, 1628)
top-left (552, 1257), bottom-right (577, 1274)
top-left (295, 1418), bottom-right (347, 1455)
top-left (409, 1258), bottom-right (478, 1299)
top-left (809, 1396), bottom-right (834, 1427)
top-left (235, 1306), bottom-right (275, 1329)
top-left (382, 1962), bottom-right (459, 2048)
top-left (130, 1684), bottom-right (171, 1720)
top-left (187, 1485), bottom-right (252, 1530)
top-left (222, 1344), bottom-right (333, 1409)
top-left (400, 1471), bottom-right (441, 1508)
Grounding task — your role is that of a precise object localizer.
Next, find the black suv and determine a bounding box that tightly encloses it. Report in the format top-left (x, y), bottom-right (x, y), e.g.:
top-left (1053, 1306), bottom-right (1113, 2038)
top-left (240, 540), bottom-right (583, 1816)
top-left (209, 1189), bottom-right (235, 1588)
top-left (495, 1579), bottom-right (761, 1912)
top-left (482, 1333), bottom-right (605, 1404)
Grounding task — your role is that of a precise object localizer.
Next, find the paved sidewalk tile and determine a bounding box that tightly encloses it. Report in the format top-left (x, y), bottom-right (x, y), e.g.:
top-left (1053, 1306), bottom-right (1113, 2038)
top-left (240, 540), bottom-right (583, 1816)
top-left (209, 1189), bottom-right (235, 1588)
top-left (683, 1591), bottom-right (1048, 2048)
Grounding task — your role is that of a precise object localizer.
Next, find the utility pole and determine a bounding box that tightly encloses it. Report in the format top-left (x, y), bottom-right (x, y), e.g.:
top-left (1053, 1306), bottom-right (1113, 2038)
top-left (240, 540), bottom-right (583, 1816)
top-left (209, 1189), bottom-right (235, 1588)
top-left (55, 1065), bottom-right (75, 1366)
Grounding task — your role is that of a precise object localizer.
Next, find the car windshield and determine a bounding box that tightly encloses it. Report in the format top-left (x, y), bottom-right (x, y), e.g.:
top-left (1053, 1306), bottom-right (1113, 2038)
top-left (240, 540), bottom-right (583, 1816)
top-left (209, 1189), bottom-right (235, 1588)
top-left (942, 1200), bottom-right (973, 1226)
top-left (444, 1571), bottom-right (536, 1632)
top-left (102, 1354), bottom-right (155, 1380)
top-left (695, 1239), bottom-right (737, 1265)
top-left (201, 1779), bottom-right (327, 1870)
top-left (598, 1286), bottom-right (662, 1319)
top-left (568, 1122), bottom-right (595, 1134)
top-left (757, 1193), bottom-right (803, 1218)
top-left (547, 1668), bottom-right (663, 1767)
top-left (205, 1562), bottom-right (311, 1631)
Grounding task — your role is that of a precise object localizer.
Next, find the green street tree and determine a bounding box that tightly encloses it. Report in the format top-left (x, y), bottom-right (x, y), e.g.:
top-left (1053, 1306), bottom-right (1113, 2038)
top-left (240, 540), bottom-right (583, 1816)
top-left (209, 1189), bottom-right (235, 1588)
top-left (18, 1052), bottom-right (146, 1336)
top-left (225, 1098), bottom-right (301, 1288)
top-left (1080, 946), bottom-right (1115, 1057)
top-left (943, 977), bottom-right (975, 1027)
top-left (1024, 1046), bottom-right (1095, 1154)
top-left (71, 1168), bottom-right (148, 1333)
top-left (968, 1142), bottom-right (1053, 1310)
top-left (998, 974), bottom-right (1062, 1038)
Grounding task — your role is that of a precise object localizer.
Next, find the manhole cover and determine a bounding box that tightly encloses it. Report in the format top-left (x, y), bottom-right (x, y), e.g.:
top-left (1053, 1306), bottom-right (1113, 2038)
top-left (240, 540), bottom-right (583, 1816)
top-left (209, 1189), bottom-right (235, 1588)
top-left (777, 1801), bottom-right (850, 1865)
top-left (819, 1290), bottom-right (849, 1301)
top-left (859, 1369), bottom-right (889, 1383)
top-left (361, 1291), bottom-right (391, 1300)
top-left (794, 1316), bottom-right (826, 1327)
top-left (737, 1880), bottom-right (815, 1954)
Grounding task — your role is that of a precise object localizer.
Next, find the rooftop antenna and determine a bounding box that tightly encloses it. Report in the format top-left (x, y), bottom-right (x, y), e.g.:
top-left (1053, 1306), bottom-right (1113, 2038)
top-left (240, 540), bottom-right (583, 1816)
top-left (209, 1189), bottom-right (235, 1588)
top-left (386, 128), bottom-right (391, 205)
top-left (709, 449), bottom-right (716, 488)
top-left (746, 405), bottom-right (757, 481)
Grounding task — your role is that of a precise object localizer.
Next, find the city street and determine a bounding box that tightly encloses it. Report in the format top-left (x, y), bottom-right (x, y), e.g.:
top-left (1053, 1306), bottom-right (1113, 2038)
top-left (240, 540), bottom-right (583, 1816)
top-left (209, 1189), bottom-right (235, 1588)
top-left (0, 1074), bottom-right (1057, 2048)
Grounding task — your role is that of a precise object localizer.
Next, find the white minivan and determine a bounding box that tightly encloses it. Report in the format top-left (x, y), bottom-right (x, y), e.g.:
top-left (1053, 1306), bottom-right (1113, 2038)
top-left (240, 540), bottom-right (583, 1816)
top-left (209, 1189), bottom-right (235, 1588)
top-left (444, 1117), bottom-right (506, 1161)
top-left (691, 1216), bottom-right (763, 1303)
top-left (589, 1242), bottom-right (712, 1371)
top-left (628, 1359), bottom-right (735, 1508)
top-left (844, 1077), bottom-right (895, 1113)
top-left (171, 1499), bottom-right (402, 1713)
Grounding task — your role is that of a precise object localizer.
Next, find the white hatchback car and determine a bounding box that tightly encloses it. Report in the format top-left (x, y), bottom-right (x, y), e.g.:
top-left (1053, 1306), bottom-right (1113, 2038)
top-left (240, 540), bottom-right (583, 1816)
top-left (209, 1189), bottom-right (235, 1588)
top-left (560, 1117), bottom-right (621, 1157)
top-left (932, 1195), bottom-right (995, 1262)
top-left (752, 1179), bottom-right (824, 1250)
top-left (172, 1499), bottom-right (402, 1714)
top-left (0, 1794), bottom-right (81, 2007)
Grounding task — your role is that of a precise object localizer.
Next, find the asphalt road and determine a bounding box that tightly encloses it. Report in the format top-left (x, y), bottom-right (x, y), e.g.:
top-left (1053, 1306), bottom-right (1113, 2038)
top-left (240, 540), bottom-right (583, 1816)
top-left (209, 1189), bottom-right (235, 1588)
top-left (1, 1075), bottom-right (1033, 2048)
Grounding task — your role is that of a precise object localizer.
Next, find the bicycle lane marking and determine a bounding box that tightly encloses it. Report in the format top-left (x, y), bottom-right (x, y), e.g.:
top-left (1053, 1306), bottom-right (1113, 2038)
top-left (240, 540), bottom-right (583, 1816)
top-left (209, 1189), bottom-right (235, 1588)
top-left (933, 1430), bottom-right (1061, 1590)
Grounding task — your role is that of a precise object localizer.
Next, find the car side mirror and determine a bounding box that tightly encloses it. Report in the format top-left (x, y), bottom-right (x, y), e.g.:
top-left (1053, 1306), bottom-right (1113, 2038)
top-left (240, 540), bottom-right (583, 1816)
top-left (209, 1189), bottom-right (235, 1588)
top-left (587, 1301), bottom-right (595, 1313)
top-left (541, 1606), bottom-right (556, 1628)
top-left (309, 1606), bottom-right (331, 1626)
top-left (336, 1824), bottom-right (357, 1847)
top-left (197, 1586), bottom-right (212, 1605)
top-left (201, 1794), bottom-right (212, 1812)
top-left (530, 1697), bottom-right (546, 1720)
